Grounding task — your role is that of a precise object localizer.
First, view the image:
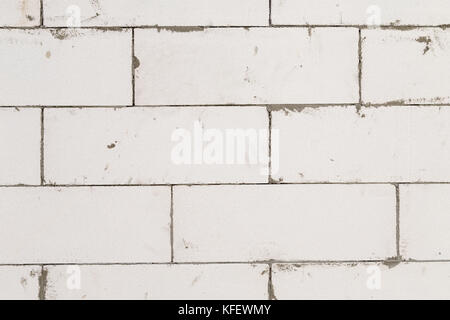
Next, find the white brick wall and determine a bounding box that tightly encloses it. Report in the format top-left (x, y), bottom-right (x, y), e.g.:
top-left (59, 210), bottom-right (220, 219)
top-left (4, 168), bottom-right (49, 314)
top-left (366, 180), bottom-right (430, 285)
top-left (0, 29), bottom-right (132, 106)
top-left (272, 0), bottom-right (450, 26)
top-left (135, 28), bottom-right (359, 105)
top-left (0, 187), bottom-right (171, 264)
top-left (0, 266), bottom-right (41, 300)
top-left (272, 106), bottom-right (450, 183)
top-left (173, 185), bottom-right (396, 262)
top-left (362, 29), bottom-right (450, 104)
top-left (400, 185), bottom-right (450, 260)
top-left (272, 262), bottom-right (450, 300)
top-left (0, 108), bottom-right (41, 185)
top-left (0, 0), bottom-right (449, 300)
top-left (44, 107), bottom-right (268, 185)
top-left (45, 264), bottom-right (269, 300)
top-left (0, 0), bottom-right (41, 27)
top-left (43, 0), bottom-right (269, 27)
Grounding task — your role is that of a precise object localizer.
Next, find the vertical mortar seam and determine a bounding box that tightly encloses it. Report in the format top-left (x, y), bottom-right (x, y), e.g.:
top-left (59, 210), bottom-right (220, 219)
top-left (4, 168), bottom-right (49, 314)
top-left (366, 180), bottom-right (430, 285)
top-left (395, 184), bottom-right (401, 258)
top-left (269, 0), bottom-right (272, 26)
top-left (40, 0), bottom-right (44, 27)
top-left (170, 185), bottom-right (174, 262)
top-left (38, 265), bottom-right (47, 300)
top-left (358, 28), bottom-right (363, 105)
top-left (40, 107), bottom-right (45, 185)
top-left (131, 28), bottom-right (136, 106)
top-left (267, 107), bottom-right (273, 183)
top-left (267, 263), bottom-right (277, 300)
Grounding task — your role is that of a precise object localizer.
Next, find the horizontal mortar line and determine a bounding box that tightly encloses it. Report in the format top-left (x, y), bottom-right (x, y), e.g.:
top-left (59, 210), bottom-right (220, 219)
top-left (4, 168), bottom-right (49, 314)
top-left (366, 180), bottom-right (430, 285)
top-left (1, 25), bottom-right (450, 30)
top-left (0, 181), bottom-right (450, 188)
top-left (365, 103), bottom-right (450, 107)
top-left (1, 259), bottom-right (450, 267)
top-left (2, 182), bottom-right (450, 188)
top-left (4, 262), bottom-right (270, 267)
top-left (271, 24), bottom-right (450, 29)
top-left (1, 104), bottom-right (355, 109)
top-left (1, 104), bottom-right (268, 109)
top-left (4, 103), bottom-right (450, 109)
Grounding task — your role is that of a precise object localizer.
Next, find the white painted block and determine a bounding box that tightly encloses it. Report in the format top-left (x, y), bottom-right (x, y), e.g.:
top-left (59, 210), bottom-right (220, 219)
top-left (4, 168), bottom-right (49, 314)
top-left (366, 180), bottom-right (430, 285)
top-left (0, 108), bottom-right (41, 185)
top-left (362, 29), bottom-right (450, 104)
top-left (135, 28), bottom-right (359, 105)
top-left (0, 266), bottom-right (41, 300)
top-left (273, 262), bottom-right (450, 300)
top-left (272, 0), bottom-right (450, 26)
top-left (0, 0), bottom-right (40, 26)
top-left (400, 185), bottom-right (450, 260)
top-left (173, 184), bottom-right (396, 262)
top-left (45, 264), bottom-right (268, 300)
top-left (0, 187), bottom-right (171, 263)
top-left (0, 29), bottom-right (131, 106)
top-left (44, 0), bottom-right (268, 27)
top-left (44, 107), bottom-right (269, 185)
top-left (272, 106), bottom-right (450, 183)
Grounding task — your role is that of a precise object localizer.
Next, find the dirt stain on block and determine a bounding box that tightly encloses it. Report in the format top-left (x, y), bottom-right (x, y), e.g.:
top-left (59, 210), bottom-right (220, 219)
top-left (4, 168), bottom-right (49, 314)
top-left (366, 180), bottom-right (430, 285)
top-left (416, 36), bottom-right (432, 55)
top-left (50, 29), bottom-right (80, 40)
top-left (107, 141), bottom-right (117, 149)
